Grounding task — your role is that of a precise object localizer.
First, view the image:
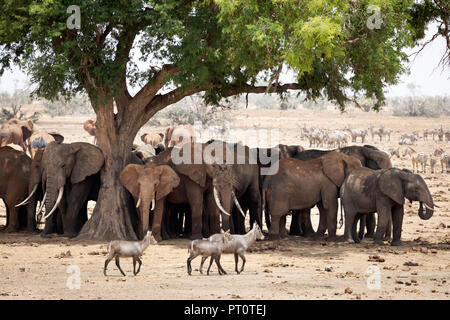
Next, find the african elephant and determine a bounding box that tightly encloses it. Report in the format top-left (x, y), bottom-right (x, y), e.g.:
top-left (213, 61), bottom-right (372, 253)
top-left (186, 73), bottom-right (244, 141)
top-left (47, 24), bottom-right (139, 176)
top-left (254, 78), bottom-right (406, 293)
top-left (29, 130), bottom-right (64, 158)
top-left (292, 145), bottom-right (392, 237)
top-left (37, 142), bottom-right (104, 238)
top-left (206, 140), bottom-right (262, 234)
top-left (152, 142), bottom-right (241, 239)
top-left (0, 119), bottom-right (34, 153)
top-left (341, 167), bottom-right (435, 246)
top-left (262, 151), bottom-right (362, 240)
top-left (120, 162), bottom-right (180, 240)
top-left (141, 132), bottom-right (165, 149)
top-left (0, 146), bottom-right (40, 232)
top-left (164, 125), bottom-right (195, 148)
top-left (83, 119), bottom-right (97, 144)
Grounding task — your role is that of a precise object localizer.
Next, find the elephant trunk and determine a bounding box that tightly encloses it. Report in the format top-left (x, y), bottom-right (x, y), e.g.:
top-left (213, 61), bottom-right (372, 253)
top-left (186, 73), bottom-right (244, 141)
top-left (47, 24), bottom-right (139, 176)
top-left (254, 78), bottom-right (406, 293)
top-left (418, 201), bottom-right (434, 220)
top-left (137, 191), bottom-right (154, 240)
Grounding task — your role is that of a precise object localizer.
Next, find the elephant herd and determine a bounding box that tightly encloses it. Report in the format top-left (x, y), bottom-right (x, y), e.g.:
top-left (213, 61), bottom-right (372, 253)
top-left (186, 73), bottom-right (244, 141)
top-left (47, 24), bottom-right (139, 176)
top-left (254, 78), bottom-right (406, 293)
top-left (0, 122), bottom-right (436, 247)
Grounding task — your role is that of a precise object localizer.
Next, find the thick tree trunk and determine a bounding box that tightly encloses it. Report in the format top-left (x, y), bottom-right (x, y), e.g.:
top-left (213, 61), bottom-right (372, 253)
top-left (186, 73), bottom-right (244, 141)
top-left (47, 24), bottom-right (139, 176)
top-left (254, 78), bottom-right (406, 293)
top-left (77, 100), bottom-right (140, 241)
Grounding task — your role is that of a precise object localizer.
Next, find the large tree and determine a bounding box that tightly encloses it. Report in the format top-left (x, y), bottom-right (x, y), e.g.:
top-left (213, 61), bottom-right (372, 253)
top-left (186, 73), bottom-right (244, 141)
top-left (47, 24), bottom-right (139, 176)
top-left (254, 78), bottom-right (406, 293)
top-left (0, 0), bottom-right (425, 240)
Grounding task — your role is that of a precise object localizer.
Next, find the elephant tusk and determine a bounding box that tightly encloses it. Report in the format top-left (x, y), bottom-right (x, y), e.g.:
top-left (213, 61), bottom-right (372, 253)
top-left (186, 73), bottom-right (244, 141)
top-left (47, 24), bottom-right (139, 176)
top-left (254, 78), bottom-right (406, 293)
top-left (15, 185), bottom-right (38, 207)
top-left (136, 197), bottom-right (141, 208)
top-left (213, 186), bottom-right (231, 216)
top-left (151, 197), bottom-right (155, 211)
top-left (423, 203), bottom-right (434, 211)
top-left (43, 187), bottom-right (64, 220)
top-left (232, 191), bottom-right (246, 218)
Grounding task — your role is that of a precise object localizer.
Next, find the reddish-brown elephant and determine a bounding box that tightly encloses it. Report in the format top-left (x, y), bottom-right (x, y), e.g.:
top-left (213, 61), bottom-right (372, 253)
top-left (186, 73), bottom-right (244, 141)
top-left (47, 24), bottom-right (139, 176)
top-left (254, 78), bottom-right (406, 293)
top-left (120, 163), bottom-right (180, 241)
top-left (83, 119), bottom-right (97, 144)
top-left (141, 132), bottom-right (164, 148)
top-left (164, 125), bottom-right (195, 148)
top-left (262, 151), bottom-right (362, 240)
top-left (0, 119), bottom-right (34, 153)
top-left (0, 146), bottom-right (40, 232)
top-left (29, 130), bottom-right (64, 158)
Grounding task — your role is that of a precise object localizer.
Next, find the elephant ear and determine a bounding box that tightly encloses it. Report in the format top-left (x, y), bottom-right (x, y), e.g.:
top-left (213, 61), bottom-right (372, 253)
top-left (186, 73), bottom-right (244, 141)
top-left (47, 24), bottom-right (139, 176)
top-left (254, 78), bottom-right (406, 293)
top-left (155, 165), bottom-right (180, 200)
top-left (322, 152), bottom-right (346, 187)
top-left (69, 142), bottom-right (105, 184)
top-left (362, 147), bottom-right (392, 169)
top-left (48, 132), bottom-right (64, 144)
top-left (175, 164), bottom-right (206, 188)
top-left (21, 123), bottom-right (33, 141)
top-left (120, 164), bottom-right (141, 197)
top-left (378, 169), bottom-right (405, 205)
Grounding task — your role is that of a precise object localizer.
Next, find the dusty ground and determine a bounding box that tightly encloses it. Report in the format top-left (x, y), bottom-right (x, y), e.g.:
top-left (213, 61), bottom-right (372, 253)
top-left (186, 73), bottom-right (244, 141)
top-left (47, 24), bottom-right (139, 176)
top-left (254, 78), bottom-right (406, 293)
top-left (0, 107), bottom-right (449, 300)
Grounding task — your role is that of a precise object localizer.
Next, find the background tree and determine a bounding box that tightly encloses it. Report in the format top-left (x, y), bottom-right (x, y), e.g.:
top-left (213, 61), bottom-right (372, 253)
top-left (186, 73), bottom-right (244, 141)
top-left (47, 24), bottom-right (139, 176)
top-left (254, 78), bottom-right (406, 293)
top-left (0, 0), bottom-right (426, 240)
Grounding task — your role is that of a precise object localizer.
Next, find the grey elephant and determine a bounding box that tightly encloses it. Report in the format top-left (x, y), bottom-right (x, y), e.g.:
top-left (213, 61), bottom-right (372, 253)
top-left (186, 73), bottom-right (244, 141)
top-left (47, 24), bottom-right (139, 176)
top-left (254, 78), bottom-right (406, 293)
top-left (340, 167), bottom-right (435, 246)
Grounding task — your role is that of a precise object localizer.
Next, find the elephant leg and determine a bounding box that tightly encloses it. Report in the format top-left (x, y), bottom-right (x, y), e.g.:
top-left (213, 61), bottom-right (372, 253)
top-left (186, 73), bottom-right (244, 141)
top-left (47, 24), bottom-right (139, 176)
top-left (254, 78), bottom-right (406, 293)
top-left (279, 215), bottom-right (288, 238)
top-left (247, 184), bottom-right (262, 230)
top-left (352, 214), bottom-right (361, 243)
top-left (115, 256), bottom-right (126, 276)
top-left (365, 213), bottom-right (376, 238)
top-left (374, 207), bottom-right (390, 246)
top-left (187, 188), bottom-right (204, 240)
top-left (391, 205), bottom-right (404, 246)
top-left (205, 191), bottom-right (220, 236)
top-left (384, 214), bottom-right (392, 241)
top-left (344, 207), bottom-right (356, 243)
top-left (63, 183), bottom-right (89, 237)
top-left (315, 203), bottom-right (327, 239)
top-left (151, 199), bottom-right (165, 242)
top-left (268, 213), bottom-right (281, 240)
top-left (4, 201), bottom-right (19, 232)
top-left (358, 214), bottom-right (366, 240)
top-left (300, 209), bottom-right (315, 237)
top-left (289, 210), bottom-right (302, 236)
top-left (41, 208), bottom-right (59, 237)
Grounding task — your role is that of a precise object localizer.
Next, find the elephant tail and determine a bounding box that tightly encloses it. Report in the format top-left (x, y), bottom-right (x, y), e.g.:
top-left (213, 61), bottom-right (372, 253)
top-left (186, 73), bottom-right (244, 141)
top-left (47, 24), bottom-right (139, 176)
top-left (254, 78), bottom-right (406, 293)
top-left (338, 198), bottom-right (344, 229)
top-left (261, 188), bottom-right (271, 229)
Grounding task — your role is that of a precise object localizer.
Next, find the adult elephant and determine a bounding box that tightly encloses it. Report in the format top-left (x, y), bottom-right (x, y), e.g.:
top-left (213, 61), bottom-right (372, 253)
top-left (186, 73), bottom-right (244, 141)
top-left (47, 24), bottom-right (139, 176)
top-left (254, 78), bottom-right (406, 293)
top-left (141, 132), bottom-right (165, 149)
top-left (262, 151), bottom-right (362, 240)
top-left (120, 162), bottom-right (180, 240)
top-left (0, 146), bottom-right (40, 232)
top-left (0, 119), bottom-right (34, 153)
top-left (151, 142), bottom-right (240, 239)
top-left (291, 145), bottom-right (392, 237)
top-left (206, 140), bottom-right (262, 234)
top-left (83, 119), bottom-right (97, 144)
top-left (37, 142), bottom-right (104, 238)
top-left (164, 125), bottom-right (195, 148)
top-left (341, 167), bottom-right (434, 245)
top-left (29, 130), bottom-right (64, 158)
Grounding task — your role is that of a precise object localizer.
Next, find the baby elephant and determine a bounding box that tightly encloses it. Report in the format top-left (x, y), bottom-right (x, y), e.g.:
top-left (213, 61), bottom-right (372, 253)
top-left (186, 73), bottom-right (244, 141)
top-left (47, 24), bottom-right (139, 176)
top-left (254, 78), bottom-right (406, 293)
top-left (341, 167), bottom-right (435, 246)
top-left (104, 231), bottom-right (158, 276)
top-left (187, 231), bottom-right (232, 276)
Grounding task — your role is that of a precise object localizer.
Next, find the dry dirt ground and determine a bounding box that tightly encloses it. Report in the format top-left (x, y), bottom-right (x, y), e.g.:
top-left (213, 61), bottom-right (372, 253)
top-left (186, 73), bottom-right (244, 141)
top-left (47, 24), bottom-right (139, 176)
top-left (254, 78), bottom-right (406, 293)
top-left (0, 107), bottom-right (449, 300)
